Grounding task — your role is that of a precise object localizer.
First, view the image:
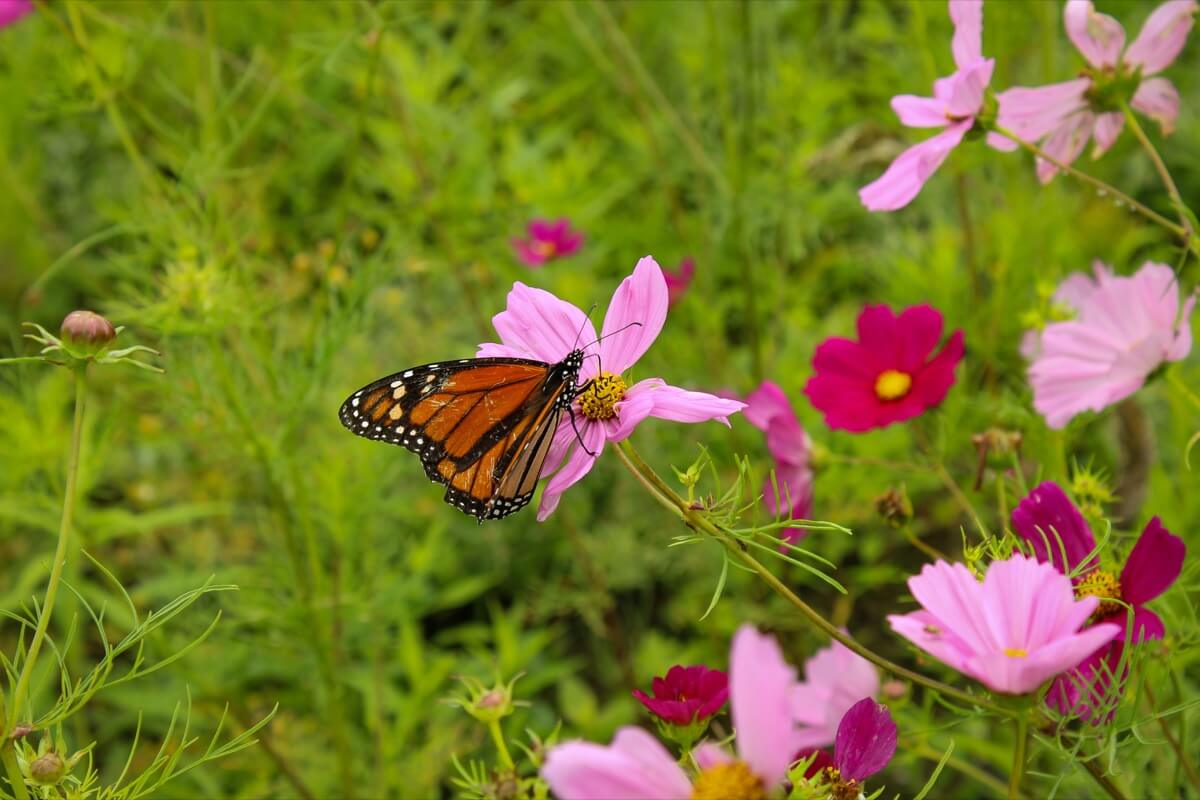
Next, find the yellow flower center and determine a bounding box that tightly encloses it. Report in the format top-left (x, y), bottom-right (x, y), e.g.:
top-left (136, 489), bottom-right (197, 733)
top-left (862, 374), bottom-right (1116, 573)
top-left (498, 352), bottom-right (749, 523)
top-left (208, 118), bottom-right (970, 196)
top-left (1075, 569), bottom-right (1123, 618)
top-left (691, 761), bottom-right (766, 800)
top-left (532, 240), bottom-right (557, 258)
top-left (577, 373), bottom-right (627, 420)
top-left (874, 369), bottom-right (912, 401)
top-left (1004, 648), bottom-right (1028, 658)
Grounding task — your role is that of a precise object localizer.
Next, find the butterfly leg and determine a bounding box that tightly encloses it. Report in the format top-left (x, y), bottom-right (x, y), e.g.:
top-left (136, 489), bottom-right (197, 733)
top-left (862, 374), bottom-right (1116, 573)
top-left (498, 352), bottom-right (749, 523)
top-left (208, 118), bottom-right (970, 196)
top-left (568, 407), bottom-right (598, 457)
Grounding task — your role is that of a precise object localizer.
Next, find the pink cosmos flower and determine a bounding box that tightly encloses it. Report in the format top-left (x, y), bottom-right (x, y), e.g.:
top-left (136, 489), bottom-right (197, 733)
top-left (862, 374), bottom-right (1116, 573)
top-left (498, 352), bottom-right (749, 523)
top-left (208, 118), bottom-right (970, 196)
top-left (542, 625), bottom-right (804, 799)
top-left (0, 0), bottom-right (32, 28)
top-left (996, 1), bottom-right (1198, 182)
top-left (1011, 481), bottom-right (1185, 642)
top-left (887, 556), bottom-right (1121, 694)
top-left (860, 0), bottom-right (1015, 211)
top-left (744, 382), bottom-right (813, 540)
top-left (478, 256), bottom-right (745, 520)
top-left (790, 639), bottom-right (880, 750)
top-left (804, 304), bottom-right (964, 433)
top-left (632, 664), bottom-right (728, 727)
top-left (1026, 261), bottom-right (1194, 429)
top-left (511, 218), bottom-right (584, 267)
top-left (664, 257), bottom-right (695, 306)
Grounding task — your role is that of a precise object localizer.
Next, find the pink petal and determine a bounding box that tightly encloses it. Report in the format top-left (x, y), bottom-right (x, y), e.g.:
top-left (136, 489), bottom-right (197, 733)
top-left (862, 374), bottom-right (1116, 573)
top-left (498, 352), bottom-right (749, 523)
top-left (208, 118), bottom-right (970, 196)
top-left (730, 625), bottom-right (802, 790)
top-left (1120, 516), bottom-right (1185, 605)
top-left (536, 422), bottom-right (605, 521)
top-left (1064, 0), bottom-right (1127, 68)
top-left (542, 727), bottom-right (692, 800)
top-left (475, 342), bottom-right (533, 359)
top-left (859, 121), bottom-right (971, 211)
top-left (896, 304), bottom-right (945, 374)
top-left (995, 79), bottom-right (1091, 142)
top-left (949, 0), bottom-right (984, 68)
top-left (491, 282), bottom-right (597, 364)
top-left (603, 379), bottom-right (660, 441)
top-left (1091, 112), bottom-right (1125, 157)
top-left (1131, 77), bottom-right (1181, 135)
top-left (1037, 112), bottom-right (1095, 184)
top-left (1114, 606), bottom-right (1166, 641)
top-left (891, 95), bottom-right (950, 128)
top-left (1124, 0), bottom-right (1198, 75)
top-left (833, 699), bottom-right (897, 782)
top-left (911, 330), bottom-right (965, 409)
top-left (692, 743), bottom-right (733, 771)
top-left (943, 59), bottom-right (994, 118)
top-left (598, 256), bottom-right (668, 375)
top-left (1010, 482), bottom-right (1098, 575)
top-left (645, 383), bottom-right (747, 427)
top-left (1047, 641), bottom-right (1126, 722)
top-left (0, 0), bottom-right (32, 28)
top-left (512, 239), bottom-right (548, 267)
top-left (792, 639), bottom-right (879, 749)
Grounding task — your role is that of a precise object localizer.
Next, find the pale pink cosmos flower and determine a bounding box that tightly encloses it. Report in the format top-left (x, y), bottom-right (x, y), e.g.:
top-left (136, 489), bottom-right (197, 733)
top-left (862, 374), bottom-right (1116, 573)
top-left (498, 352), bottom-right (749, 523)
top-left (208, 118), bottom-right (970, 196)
top-left (860, 0), bottom-right (1015, 211)
top-left (888, 556), bottom-right (1121, 694)
top-left (996, 0), bottom-right (1198, 182)
top-left (790, 639), bottom-right (880, 750)
top-left (478, 256), bottom-right (745, 520)
top-left (1026, 261), bottom-right (1194, 429)
top-left (744, 381), bottom-right (813, 541)
top-left (0, 0), bottom-right (32, 28)
top-left (542, 625), bottom-right (804, 799)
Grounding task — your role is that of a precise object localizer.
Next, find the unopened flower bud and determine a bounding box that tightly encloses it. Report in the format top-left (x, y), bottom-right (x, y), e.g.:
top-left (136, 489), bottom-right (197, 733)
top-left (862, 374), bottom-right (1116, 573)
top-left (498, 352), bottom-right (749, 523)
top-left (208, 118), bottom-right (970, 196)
top-left (875, 486), bottom-right (912, 528)
top-left (60, 310), bottom-right (116, 355)
top-left (29, 751), bottom-right (66, 785)
top-left (448, 674), bottom-right (524, 724)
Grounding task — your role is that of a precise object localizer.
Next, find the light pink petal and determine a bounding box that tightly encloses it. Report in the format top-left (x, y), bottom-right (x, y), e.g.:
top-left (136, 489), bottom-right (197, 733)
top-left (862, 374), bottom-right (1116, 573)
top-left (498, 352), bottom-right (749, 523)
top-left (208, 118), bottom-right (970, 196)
top-left (859, 121), bottom-right (971, 211)
top-left (791, 639), bottom-right (879, 749)
top-left (692, 743), bottom-right (733, 771)
top-left (995, 79), bottom-right (1091, 142)
top-left (986, 131), bottom-right (1019, 152)
top-left (1064, 0), bottom-right (1127, 68)
top-left (1131, 77), bottom-right (1181, 135)
top-left (645, 383), bottom-right (747, 427)
top-left (888, 610), bottom-right (977, 676)
top-left (730, 625), bottom-right (801, 790)
top-left (1124, 0), bottom-right (1198, 74)
top-left (603, 379), bottom-right (660, 441)
top-left (891, 95), bottom-right (950, 128)
top-left (513, 239), bottom-right (548, 268)
top-left (1037, 112), bottom-right (1095, 184)
top-left (599, 256), bottom-right (668, 374)
top-left (475, 342), bottom-right (532, 359)
top-left (0, 0), bottom-right (33, 28)
top-left (536, 422), bottom-right (605, 521)
top-left (1091, 112), bottom-right (1125, 157)
top-left (542, 727), bottom-right (692, 800)
top-left (949, 0), bottom-right (984, 68)
top-left (491, 282), bottom-right (597, 364)
top-left (943, 59), bottom-right (994, 118)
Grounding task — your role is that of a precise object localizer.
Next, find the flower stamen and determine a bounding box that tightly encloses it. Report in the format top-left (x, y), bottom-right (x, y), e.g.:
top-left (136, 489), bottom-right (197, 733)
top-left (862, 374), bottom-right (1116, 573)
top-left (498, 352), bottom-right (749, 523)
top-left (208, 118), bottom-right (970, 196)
top-left (874, 370), bottom-right (912, 401)
top-left (577, 373), bottom-right (628, 420)
top-left (1075, 569), bottom-right (1123, 618)
top-left (1004, 648), bottom-right (1029, 658)
top-left (691, 761), bottom-right (765, 800)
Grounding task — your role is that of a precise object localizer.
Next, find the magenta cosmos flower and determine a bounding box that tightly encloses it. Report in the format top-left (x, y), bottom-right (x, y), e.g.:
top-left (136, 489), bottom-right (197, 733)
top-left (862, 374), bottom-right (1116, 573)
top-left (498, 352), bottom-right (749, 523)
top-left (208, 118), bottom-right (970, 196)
top-left (664, 257), bottom-right (695, 306)
top-left (996, 1), bottom-right (1197, 182)
top-left (888, 556), bottom-right (1121, 694)
top-left (0, 0), bottom-right (32, 28)
top-left (632, 664), bottom-right (728, 727)
top-left (1045, 639), bottom-right (1128, 722)
top-left (478, 256), bottom-right (745, 520)
top-left (511, 217), bottom-right (583, 267)
top-left (860, 0), bottom-right (1015, 210)
top-left (790, 639), bottom-right (879, 750)
top-left (804, 304), bottom-right (964, 433)
top-left (796, 698), bottom-right (898, 797)
top-left (1026, 261), bottom-right (1194, 429)
top-left (542, 625), bottom-right (805, 800)
top-left (744, 382), bottom-right (813, 540)
top-left (1011, 481), bottom-right (1185, 642)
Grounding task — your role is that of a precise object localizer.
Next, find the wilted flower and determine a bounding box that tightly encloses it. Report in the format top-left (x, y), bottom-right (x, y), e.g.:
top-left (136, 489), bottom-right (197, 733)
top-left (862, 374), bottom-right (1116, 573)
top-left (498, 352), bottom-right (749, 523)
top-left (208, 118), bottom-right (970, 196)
top-left (1026, 261), bottom-right (1194, 429)
top-left (511, 218), bottom-right (584, 267)
top-left (996, 0), bottom-right (1198, 181)
top-left (804, 304), bottom-right (964, 432)
top-left (790, 639), bottom-right (880, 750)
top-left (478, 257), bottom-right (745, 520)
top-left (0, 0), bottom-right (32, 28)
top-left (875, 486), bottom-right (914, 528)
top-left (887, 556), bottom-right (1121, 694)
top-left (859, 0), bottom-right (1015, 210)
top-left (664, 257), bottom-right (695, 305)
top-left (632, 664), bottom-right (729, 728)
top-left (744, 381), bottom-right (813, 540)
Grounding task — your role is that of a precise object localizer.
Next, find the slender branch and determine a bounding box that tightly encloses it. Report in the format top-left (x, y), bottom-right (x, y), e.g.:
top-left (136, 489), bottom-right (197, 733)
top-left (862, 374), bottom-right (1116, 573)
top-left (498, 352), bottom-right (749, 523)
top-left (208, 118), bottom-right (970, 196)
top-left (1145, 684), bottom-right (1200, 795)
top-left (1120, 103), bottom-right (1194, 242)
top-left (10, 364), bottom-right (87, 726)
top-left (1008, 714), bottom-right (1028, 800)
top-left (1079, 757), bottom-right (1130, 800)
top-left (0, 745), bottom-right (28, 800)
top-left (612, 440), bottom-right (1017, 718)
top-left (914, 743), bottom-right (1015, 799)
top-left (487, 720), bottom-right (515, 771)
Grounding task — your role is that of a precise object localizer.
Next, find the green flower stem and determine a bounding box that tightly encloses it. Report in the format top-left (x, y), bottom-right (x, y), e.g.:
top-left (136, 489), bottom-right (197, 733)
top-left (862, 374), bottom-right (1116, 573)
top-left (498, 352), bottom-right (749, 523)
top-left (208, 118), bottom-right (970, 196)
top-left (1120, 103), bottom-right (1196, 244)
top-left (613, 439), bottom-right (1017, 719)
top-left (993, 126), bottom-right (1191, 247)
top-left (1080, 757), bottom-right (1130, 800)
top-left (1008, 714), bottom-right (1028, 800)
top-left (1, 744), bottom-right (29, 800)
top-left (10, 364), bottom-right (87, 727)
top-left (487, 720), bottom-right (515, 771)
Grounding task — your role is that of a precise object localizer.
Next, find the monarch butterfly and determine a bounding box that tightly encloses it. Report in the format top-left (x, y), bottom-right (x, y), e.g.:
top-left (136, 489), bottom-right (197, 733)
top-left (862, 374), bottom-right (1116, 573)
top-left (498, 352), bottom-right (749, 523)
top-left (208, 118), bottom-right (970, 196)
top-left (338, 349), bottom-right (587, 521)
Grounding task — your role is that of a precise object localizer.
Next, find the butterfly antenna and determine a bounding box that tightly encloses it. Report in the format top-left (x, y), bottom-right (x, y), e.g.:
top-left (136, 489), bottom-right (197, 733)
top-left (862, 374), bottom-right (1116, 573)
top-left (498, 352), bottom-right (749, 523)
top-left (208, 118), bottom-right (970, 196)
top-left (582, 320), bottom-right (642, 350)
top-left (571, 304), bottom-right (599, 351)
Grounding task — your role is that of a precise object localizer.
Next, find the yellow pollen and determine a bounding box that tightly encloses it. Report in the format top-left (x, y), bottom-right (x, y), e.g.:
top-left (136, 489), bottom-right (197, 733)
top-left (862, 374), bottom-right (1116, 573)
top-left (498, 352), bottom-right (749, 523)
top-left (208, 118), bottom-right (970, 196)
top-left (874, 369), bottom-right (912, 401)
top-left (1075, 569), bottom-right (1123, 618)
top-left (577, 373), bottom-right (628, 421)
top-left (691, 761), bottom-right (766, 800)
top-left (531, 240), bottom-right (557, 258)
top-left (1004, 648), bottom-right (1028, 658)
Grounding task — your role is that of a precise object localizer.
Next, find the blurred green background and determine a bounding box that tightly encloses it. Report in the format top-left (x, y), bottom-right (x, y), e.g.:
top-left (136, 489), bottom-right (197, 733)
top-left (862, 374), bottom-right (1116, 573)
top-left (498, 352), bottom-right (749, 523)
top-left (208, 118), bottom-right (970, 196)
top-left (1, 1), bottom-right (1197, 797)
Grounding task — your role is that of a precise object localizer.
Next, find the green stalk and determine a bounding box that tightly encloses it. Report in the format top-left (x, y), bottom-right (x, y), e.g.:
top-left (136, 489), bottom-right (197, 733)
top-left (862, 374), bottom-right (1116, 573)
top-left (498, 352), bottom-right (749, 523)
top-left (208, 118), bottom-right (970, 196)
top-left (10, 364), bottom-right (87, 726)
top-left (1008, 714), bottom-right (1028, 799)
top-left (487, 720), bottom-right (515, 771)
top-left (1, 745), bottom-right (28, 800)
top-left (1120, 103), bottom-right (1196, 245)
top-left (613, 440), bottom-right (1016, 718)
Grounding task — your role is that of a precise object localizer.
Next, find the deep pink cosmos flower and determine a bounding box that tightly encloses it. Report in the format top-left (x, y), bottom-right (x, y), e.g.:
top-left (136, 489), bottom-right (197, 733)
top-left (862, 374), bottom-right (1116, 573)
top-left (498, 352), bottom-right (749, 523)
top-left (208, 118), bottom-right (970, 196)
top-left (744, 382), bottom-right (813, 540)
top-left (790, 639), bottom-right (879, 750)
top-left (664, 257), bottom-right (695, 306)
top-left (0, 0), bottom-right (32, 28)
top-left (1026, 261), bottom-right (1194, 429)
top-left (542, 625), bottom-right (805, 799)
top-left (511, 218), bottom-right (584, 267)
top-left (478, 256), bottom-right (745, 520)
top-left (804, 304), bottom-right (964, 433)
top-left (996, 1), bottom-right (1197, 182)
top-left (632, 664), bottom-right (729, 727)
top-left (888, 556), bottom-right (1121, 694)
top-left (1011, 481), bottom-right (1185, 642)
top-left (1045, 640), bottom-right (1128, 722)
top-left (794, 699), bottom-right (898, 797)
top-left (859, 0), bottom-right (1015, 211)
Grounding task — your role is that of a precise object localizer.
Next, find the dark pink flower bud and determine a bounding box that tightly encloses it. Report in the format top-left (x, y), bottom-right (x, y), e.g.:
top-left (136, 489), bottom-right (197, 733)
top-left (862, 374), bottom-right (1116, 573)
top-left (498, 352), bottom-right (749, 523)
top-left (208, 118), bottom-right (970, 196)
top-left (631, 664), bottom-right (728, 726)
top-left (60, 310), bottom-right (116, 354)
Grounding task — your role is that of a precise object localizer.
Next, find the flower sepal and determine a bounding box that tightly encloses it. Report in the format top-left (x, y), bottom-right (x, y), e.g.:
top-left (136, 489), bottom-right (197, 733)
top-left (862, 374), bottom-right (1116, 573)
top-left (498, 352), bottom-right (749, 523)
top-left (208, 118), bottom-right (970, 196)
top-left (447, 673), bottom-right (528, 725)
top-left (653, 714), bottom-right (711, 752)
top-left (11, 313), bottom-right (163, 373)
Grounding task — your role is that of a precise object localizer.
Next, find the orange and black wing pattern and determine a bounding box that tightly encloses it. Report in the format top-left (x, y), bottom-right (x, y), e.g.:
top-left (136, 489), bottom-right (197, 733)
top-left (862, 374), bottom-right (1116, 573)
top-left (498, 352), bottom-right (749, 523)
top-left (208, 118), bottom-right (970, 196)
top-left (338, 350), bottom-right (585, 520)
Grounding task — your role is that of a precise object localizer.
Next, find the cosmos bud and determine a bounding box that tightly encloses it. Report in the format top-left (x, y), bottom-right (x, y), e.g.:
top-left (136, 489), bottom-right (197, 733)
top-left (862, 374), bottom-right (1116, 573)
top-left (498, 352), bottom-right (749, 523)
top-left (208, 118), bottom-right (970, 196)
top-left (29, 751), bottom-right (66, 785)
top-left (60, 310), bottom-right (116, 356)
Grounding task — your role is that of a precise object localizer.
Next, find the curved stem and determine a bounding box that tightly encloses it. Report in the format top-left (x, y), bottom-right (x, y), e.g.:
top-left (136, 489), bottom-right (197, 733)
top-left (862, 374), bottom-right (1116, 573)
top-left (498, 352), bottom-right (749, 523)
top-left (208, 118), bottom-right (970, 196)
top-left (1008, 714), bottom-right (1028, 799)
top-left (993, 126), bottom-right (1189, 244)
top-left (613, 440), bottom-right (1016, 718)
top-left (1120, 103), bottom-right (1195, 243)
top-left (1080, 757), bottom-right (1130, 800)
top-left (10, 364), bottom-right (87, 726)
